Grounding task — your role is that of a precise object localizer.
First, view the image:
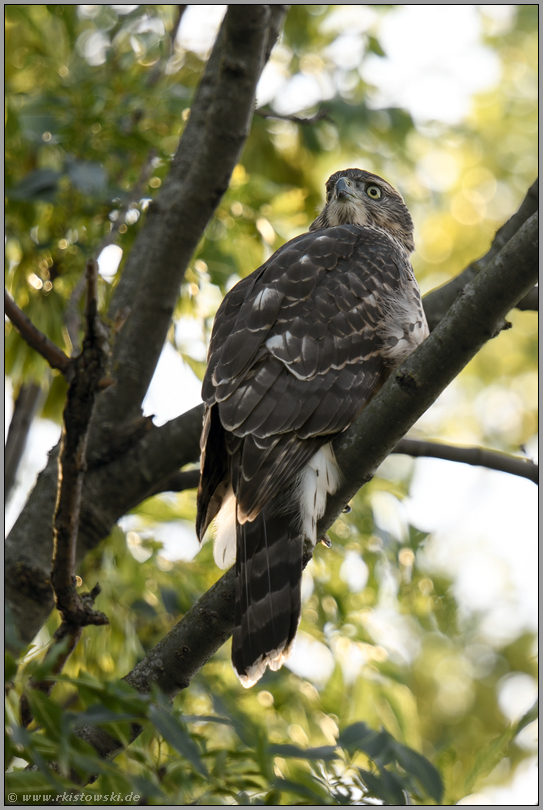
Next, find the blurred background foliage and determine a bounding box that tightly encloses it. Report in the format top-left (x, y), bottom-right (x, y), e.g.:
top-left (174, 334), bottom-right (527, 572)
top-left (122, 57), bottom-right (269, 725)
top-left (5, 4), bottom-right (538, 805)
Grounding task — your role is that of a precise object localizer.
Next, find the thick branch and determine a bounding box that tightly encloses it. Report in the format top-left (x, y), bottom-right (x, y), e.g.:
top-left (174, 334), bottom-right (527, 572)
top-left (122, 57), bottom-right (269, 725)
top-left (515, 286), bottom-right (538, 312)
top-left (5, 289), bottom-right (73, 379)
top-left (74, 212), bottom-right (538, 761)
top-left (93, 5), bottom-right (288, 431)
top-left (393, 438), bottom-right (538, 484)
top-left (148, 468), bottom-right (201, 497)
top-left (422, 178), bottom-right (538, 329)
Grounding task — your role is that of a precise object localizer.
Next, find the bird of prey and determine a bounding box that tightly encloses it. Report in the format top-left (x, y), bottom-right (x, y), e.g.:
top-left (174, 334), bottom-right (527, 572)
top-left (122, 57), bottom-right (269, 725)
top-left (196, 168), bottom-right (429, 687)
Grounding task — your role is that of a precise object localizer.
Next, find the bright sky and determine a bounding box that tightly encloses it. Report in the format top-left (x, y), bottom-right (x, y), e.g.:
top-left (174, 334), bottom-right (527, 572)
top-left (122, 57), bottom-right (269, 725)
top-left (7, 6), bottom-right (536, 802)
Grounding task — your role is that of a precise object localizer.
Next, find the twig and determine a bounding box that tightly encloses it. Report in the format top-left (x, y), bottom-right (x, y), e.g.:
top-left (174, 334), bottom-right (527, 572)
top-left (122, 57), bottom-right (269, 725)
top-left (146, 4), bottom-right (188, 87)
top-left (21, 259), bottom-right (109, 727)
top-left (393, 438), bottom-right (538, 484)
top-left (65, 150), bottom-right (159, 351)
top-left (255, 107), bottom-right (333, 126)
top-left (147, 468), bottom-right (201, 497)
top-left (5, 289), bottom-right (73, 379)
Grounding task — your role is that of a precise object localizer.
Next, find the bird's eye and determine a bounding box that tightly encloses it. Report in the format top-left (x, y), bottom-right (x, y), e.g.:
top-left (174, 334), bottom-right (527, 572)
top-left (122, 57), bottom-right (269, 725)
top-left (366, 185), bottom-right (382, 200)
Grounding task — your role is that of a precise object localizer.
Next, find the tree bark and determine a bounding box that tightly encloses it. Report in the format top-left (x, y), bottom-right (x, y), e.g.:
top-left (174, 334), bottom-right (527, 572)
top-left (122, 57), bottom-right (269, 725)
top-left (5, 382), bottom-right (44, 502)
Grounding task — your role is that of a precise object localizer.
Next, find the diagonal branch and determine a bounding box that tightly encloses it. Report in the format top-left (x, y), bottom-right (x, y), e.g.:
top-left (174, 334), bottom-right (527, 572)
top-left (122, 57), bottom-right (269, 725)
top-left (393, 438), bottom-right (538, 484)
top-left (73, 211), bottom-right (538, 761)
top-left (515, 286), bottom-right (538, 312)
top-left (4, 185), bottom-right (537, 649)
top-left (5, 289), bottom-right (73, 379)
top-left (93, 5), bottom-right (288, 433)
top-left (255, 107), bottom-right (333, 126)
top-left (422, 177), bottom-right (538, 329)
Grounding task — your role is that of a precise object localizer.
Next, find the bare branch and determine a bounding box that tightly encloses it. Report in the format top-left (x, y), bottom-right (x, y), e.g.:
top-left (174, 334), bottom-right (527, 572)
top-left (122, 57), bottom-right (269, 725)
top-left (147, 468), bottom-right (201, 497)
top-left (255, 107), bottom-right (333, 126)
top-left (393, 438), bottom-right (538, 484)
top-left (50, 260), bottom-right (109, 628)
top-left (5, 289), bottom-right (73, 379)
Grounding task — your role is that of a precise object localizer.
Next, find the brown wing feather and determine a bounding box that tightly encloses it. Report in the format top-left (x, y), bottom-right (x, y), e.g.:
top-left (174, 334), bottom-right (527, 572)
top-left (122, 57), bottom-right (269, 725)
top-left (198, 224), bottom-right (410, 527)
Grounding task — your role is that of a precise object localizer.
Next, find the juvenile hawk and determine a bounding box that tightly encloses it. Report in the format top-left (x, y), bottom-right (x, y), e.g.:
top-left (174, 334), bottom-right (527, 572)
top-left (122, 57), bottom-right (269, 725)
top-left (196, 169), bottom-right (429, 687)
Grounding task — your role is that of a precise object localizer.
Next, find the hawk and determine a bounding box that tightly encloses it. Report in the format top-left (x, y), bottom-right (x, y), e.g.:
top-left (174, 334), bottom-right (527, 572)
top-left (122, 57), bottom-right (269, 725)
top-left (196, 169), bottom-right (429, 687)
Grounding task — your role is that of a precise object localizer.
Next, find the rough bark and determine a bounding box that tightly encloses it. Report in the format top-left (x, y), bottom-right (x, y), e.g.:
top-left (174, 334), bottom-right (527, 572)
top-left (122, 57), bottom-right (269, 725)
top-left (5, 382), bottom-right (44, 502)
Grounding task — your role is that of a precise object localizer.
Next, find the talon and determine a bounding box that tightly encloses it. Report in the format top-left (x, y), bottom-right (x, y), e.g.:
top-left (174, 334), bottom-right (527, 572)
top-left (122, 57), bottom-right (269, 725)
top-left (321, 534), bottom-right (332, 548)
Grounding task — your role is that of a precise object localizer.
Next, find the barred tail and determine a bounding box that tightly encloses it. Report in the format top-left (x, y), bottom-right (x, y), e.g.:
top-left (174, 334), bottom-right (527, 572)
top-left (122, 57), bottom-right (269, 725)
top-left (232, 503), bottom-right (303, 688)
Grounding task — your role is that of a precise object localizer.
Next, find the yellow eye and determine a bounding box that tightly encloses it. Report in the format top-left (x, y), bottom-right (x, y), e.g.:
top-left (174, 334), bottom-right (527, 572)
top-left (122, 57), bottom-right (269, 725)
top-left (366, 185), bottom-right (382, 200)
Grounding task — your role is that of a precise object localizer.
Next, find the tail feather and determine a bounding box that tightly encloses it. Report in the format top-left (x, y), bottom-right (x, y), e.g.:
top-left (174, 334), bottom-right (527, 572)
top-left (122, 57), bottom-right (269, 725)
top-left (232, 503), bottom-right (303, 687)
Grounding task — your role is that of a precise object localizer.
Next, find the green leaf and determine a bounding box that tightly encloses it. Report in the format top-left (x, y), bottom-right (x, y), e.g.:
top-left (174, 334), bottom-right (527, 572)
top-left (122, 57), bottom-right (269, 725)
top-left (358, 767), bottom-right (407, 805)
top-left (67, 704), bottom-right (144, 725)
top-left (8, 169), bottom-right (62, 201)
top-left (393, 742), bottom-right (444, 803)
top-left (367, 34), bottom-right (386, 56)
top-left (337, 722), bottom-right (393, 763)
top-left (149, 704), bottom-right (208, 776)
top-left (24, 690), bottom-right (64, 741)
top-left (5, 768), bottom-right (65, 796)
top-left (273, 776), bottom-right (332, 804)
top-left (269, 743), bottom-right (338, 761)
top-left (5, 651), bottom-right (18, 682)
top-left (66, 160), bottom-right (108, 197)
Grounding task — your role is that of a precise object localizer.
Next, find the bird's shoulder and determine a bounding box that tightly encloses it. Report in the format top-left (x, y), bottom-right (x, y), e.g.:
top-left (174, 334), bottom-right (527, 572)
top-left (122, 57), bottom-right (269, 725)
top-left (202, 224), bottom-right (410, 404)
top-left (211, 223), bottom-right (408, 333)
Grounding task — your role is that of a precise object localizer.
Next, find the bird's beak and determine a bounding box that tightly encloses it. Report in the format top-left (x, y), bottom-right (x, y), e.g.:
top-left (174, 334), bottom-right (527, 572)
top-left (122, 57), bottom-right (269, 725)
top-left (335, 177), bottom-right (355, 201)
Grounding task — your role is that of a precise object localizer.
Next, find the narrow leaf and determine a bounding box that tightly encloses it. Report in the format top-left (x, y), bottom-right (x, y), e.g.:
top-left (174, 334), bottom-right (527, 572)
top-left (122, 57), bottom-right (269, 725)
top-left (149, 705), bottom-right (207, 776)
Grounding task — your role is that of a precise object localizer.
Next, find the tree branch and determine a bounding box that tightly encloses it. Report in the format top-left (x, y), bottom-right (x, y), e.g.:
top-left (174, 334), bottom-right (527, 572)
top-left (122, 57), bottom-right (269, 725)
top-left (93, 5), bottom-right (288, 433)
top-left (5, 382), bottom-right (44, 502)
top-left (147, 468), bottom-right (201, 497)
top-left (393, 438), bottom-right (538, 484)
top-left (20, 260), bottom-right (109, 726)
top-left (5, 289), bottom-right (73, 379)
top-left (255, 107), bottom-right (333, 126)
top-left (515, 286), bottom-right (538, 312)
top-left (73, 211), bottom-right (538, 761)
top-left (422, 178), bottom-right (538, 329)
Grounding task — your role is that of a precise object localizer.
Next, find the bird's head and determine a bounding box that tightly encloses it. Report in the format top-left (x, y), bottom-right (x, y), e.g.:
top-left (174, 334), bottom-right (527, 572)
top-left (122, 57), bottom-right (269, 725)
top-left (309, 168), bottom-right (415, 253)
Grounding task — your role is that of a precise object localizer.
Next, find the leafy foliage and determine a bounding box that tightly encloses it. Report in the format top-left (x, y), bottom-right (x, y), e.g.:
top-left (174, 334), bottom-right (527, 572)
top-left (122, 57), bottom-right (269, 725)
top-left (5, 4), bottom-right (538, 806)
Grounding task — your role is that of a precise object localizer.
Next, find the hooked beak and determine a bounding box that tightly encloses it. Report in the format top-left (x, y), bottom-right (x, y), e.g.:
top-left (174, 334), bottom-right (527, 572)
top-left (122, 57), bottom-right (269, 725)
top-left (335, 177), bottom-right (356, 201)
